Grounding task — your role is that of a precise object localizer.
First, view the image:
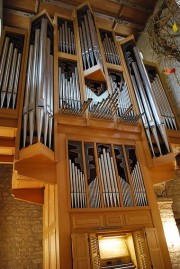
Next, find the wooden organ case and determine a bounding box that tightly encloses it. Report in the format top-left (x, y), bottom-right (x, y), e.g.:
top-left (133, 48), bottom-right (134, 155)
top-left (1, 1), bottom-right (180, 269)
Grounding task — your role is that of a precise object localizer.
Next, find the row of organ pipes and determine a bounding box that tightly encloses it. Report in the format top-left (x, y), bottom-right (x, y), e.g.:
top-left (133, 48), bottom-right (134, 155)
top-left (68, 141), bottom-right (148, 209)
top-left (58, 19), bottom-right (76, 55)
top-left (0, 34), bottom-right (23, 109)
top-left (59, 63), bottom-right (81, 110)
top-left (78, 6), bottom-right (103, 71)
top-left (58, 61), bottom-right (91, 116)
top-left (100, 31), bottom-right (121, 65)
top-left (150, 72), bottom-right (177, 130)
top-left (122, 42), bottom-right (177, 156)
top-left (86, 87), bottom-right (119, 120)
top-left (1, 9), bottom-right (177, 153)
top-left (22, 16), bottom-right (54, 149)
top-left (69, 158), bottom-right (87, 208)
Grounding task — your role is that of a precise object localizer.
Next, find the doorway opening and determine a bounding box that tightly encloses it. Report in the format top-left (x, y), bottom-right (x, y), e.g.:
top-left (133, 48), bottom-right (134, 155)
top-left (98, 233), bottom-right (137, 269)
top-left (88, 230), bottom-right (152, 269)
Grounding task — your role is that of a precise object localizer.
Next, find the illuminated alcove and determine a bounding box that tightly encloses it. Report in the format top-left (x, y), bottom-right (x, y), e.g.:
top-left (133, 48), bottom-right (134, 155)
top-left (98, 233), bottom-right (138, 268)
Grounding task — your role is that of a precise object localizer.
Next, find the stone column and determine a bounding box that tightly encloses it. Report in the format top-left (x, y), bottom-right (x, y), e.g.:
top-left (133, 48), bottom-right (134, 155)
top-left (158, 198), bottom-right (180, 269)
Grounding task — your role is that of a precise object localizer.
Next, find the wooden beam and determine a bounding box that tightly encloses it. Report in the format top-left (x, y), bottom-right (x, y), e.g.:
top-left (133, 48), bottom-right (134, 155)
top-left (14, 162), bottom-right (56, 184)
top-left (4, 0), bottom-right (39, 13)
top-left (3, 9), bottom-right (31, 30)
top-left (149, 153), bottom-right (176, 184)
top-left (0, 155), bottom-right (14, 163)
top-left (113, 5), bottom-right (124, 31)
top-left (0, 137), bottom-right (15, 147)
top-left (12, 188), bottom-right (44, 204)
top-left (150, 165), bottom-right (175, 185)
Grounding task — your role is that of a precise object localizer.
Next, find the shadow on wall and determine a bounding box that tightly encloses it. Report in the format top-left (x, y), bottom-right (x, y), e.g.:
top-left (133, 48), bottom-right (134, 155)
top-left (0, 164), bottom-right (43, 269)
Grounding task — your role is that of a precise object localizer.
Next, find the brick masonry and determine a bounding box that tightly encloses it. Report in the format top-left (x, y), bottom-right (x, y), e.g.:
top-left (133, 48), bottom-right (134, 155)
top-left (0, 164), bottom-right (43, 269)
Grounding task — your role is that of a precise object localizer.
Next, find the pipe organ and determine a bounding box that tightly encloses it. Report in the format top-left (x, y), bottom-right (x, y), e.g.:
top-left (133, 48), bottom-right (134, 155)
top-left (1, 1), bottom-right (179, 269)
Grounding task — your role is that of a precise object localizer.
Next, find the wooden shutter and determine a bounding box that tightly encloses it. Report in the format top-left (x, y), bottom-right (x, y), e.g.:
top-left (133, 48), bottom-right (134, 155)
top-left (89, 234), bottom-right (101, 269)
top-left (133, 230), bottom-right (152, 269)
top-left (145, 228), bottom-right (165, 269)
top-left (71, 233), bottom-right (91, 269)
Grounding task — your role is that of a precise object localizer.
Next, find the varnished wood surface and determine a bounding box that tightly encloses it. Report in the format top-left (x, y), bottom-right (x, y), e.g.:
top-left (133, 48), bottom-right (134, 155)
top-left (4, 0), bottom-right (158, 37)
top-left (12, 188), bottom-right (44, 204)
top-left (4, 0), bottom-right (39, 13)
top-left (58, 0), bottom-right (156, 17)
top-left (3, 10), bottom-right (31, 30)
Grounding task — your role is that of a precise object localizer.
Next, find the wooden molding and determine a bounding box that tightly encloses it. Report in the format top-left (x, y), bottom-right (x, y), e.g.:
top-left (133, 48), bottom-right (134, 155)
top-left (14, 143), bottom-right (56, 183)
top-left (150, 153), bottom-right (176, 185)
top-left (14, 162), bottom-right (56, 184)
top-left (12, 188), bottom-right (44, 204)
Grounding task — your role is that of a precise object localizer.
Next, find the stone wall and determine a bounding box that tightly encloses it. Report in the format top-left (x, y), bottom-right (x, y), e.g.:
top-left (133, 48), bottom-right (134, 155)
top-left (0, 164), bottom-right (43, 269)
top-left (158, 199), bottom-right (180, 269)
top-left (166, 170), bottom-right (180, 214)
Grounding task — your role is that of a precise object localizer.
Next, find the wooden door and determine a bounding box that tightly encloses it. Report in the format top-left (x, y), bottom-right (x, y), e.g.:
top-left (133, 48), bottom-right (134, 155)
top-left (145, 228), bottom-right (165, 269)
top-left (71, 233), bottom-right (91, 269)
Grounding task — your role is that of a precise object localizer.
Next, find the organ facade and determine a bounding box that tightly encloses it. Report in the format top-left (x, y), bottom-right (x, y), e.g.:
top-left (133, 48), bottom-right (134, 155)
top-left (0, 1), bottom-right (180, 269)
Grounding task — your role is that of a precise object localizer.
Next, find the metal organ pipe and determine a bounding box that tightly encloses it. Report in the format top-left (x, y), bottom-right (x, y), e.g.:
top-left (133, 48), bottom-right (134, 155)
top-left (68, 142), bottom-right (149, 209)
top-left (44, 37), bottom-right (51, 146)
top-left (0, 37), bottom-right (10, 90)
top-left (58, 19), bottom-right (76, 55)
top-left (1, 43), bottom-right (14, 107)
top-left (59, 62), bottom-right (88, 116)
top-left (151, 74), bottom-right (177, 130)
top-left (23, 45), bottom-right (34, 147)
top-left (0, 35), bottom-right (23, 109)
top-left (119, 176), bottom-right (133, 207)
top-left (36, 18), bottom-right (48, 143)
top-left (29, 29), bottom-right (40, 145)
top-left (78, 7), bottom-right (103, 71)
top-left (87, 9), bottom-right (102, 67)
top-left (22, 16), bottom-right (54, 149)
top-left (98, 156), bottom-right (110, 207)
top-left (13, 53), bottom-right (22, 109)
top-left (102, 149), bottom-right (113, 206)
top-left (98, 148), bottom-right (121, 207)
top-left (49, 54), bottom-right (54, 148)
top-left (132, 162), bottom-right (147, 206)
top-left (131, 75), bottom-right (155, 156)
top-left (69, 159), bottom-right (74, 208)
top-left (7, 48), bottom-right (18, 108)
top-left (110, 156), bottom-right (120, 206)
top-left (69, 159), bottom-right (87, 208)
top-left (82, 20), bottom-right (91, 69)
top-left (133, 46), bottom-right (170, 153)
top-left (132, 61), bottom-right (162, 155)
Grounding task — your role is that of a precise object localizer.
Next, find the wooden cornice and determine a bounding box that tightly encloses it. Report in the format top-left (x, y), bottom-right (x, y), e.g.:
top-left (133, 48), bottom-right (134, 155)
top-left (12, 188), bottom-right (44, 204)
